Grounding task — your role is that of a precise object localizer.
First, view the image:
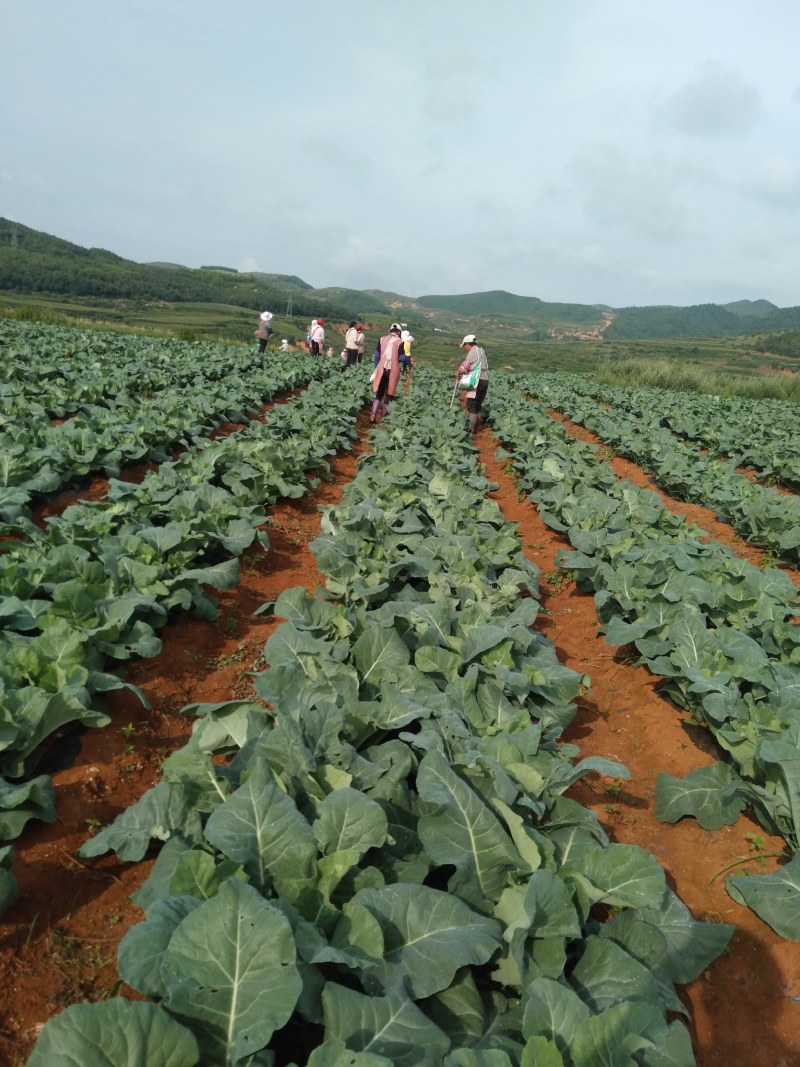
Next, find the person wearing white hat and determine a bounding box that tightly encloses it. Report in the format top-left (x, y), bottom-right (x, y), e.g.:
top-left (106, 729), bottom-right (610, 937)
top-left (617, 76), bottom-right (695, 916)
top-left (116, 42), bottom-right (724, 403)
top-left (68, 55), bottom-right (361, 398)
top-left (399, 329), bottom-right (414, 375)
top-left (343, 320), bottom-right (359, 369)
top-left (255, 311), bottom-right (274, 352)
top-left (309, 317), bottom-right (325, 356)
top-left (279, 338), bottom-right (290, 352)
top-left (355, 324), bottom-right (366, 363)
top-left (370, 323), bottom-right (403, 422)
top-left (456, 333), bottom-right (489, 434)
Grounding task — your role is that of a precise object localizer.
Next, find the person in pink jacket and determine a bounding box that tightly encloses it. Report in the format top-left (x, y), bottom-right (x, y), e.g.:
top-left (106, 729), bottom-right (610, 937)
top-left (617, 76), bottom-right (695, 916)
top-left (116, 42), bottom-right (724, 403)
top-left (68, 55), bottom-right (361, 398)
top-left (457, 333), bottom-right (489, 434)
top-left (371, 323), bottom-right (403, 422)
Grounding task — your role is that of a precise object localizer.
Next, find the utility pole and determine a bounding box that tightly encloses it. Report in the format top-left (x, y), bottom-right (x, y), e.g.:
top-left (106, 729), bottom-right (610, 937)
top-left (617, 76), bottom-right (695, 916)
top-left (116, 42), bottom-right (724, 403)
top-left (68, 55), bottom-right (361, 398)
top-left (286, 296), bottom-right (293, 317)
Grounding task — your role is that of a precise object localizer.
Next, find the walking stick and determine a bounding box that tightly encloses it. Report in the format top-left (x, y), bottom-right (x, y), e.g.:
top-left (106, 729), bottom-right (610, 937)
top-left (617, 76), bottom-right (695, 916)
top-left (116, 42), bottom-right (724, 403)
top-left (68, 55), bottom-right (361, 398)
top-left (403, 359), bottom-right (415, 396)
top-left (449, 373), bottom-right (459, 408)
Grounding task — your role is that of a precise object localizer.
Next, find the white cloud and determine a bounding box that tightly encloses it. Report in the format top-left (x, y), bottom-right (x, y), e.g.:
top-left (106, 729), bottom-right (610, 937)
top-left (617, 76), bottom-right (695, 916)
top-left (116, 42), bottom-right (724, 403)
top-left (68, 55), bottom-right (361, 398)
top-left (659, 62), bottom-right (762, 136)
top-left (741, 159), bottom-right (800, 208)
top-left (4, 2), bottom-right (800, 307)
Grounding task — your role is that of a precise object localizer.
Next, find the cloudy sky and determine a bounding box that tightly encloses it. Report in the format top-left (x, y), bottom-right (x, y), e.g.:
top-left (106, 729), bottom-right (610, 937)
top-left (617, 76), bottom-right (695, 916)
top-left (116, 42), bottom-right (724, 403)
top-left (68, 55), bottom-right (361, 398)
top-left (4, 1), bottom-right (800, 307)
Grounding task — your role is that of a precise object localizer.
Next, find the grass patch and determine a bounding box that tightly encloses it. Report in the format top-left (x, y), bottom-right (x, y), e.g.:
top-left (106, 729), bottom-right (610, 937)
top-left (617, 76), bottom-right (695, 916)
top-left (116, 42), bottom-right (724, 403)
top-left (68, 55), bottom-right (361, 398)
top-left (592, 355), bottom-right (800, 403)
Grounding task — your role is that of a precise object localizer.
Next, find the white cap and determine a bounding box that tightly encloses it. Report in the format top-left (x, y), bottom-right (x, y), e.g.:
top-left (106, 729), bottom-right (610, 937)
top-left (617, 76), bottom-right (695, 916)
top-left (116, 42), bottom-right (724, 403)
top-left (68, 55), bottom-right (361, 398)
top-left (460, 334), bottom-right (477, 346)
top-left (260, 311), bottom-right (273, 322)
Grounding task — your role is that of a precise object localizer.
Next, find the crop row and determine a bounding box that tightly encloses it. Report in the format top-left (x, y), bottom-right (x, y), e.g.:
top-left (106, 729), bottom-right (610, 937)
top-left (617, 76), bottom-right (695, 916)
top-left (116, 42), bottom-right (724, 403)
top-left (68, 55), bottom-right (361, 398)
top-left (27, 374), bottom-right (733, 1066)
top-left (489, 376), bottom-right (800, 940)
top-left (586, 376), bottom-right (800, 491)
top-left (1, 339), bottom-right (327, 521)
top-left (1, 319), bottom-right (256, 418)
top-left (0, 370), bottom-right (365, 870)
top-left (526, 373), bottom-right (800, 566)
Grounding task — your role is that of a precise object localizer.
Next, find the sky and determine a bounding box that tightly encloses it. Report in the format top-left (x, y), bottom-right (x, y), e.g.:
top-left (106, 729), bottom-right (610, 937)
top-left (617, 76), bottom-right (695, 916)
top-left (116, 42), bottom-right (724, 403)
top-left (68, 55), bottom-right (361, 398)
top-left (3, 1), bottom-right (800, 308)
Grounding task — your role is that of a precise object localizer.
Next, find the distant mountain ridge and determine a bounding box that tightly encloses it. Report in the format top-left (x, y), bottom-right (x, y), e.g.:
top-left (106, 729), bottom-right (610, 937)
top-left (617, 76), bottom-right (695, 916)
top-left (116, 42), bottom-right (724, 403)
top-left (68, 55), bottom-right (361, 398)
top-left (2, 217), bottom-right (799, 340)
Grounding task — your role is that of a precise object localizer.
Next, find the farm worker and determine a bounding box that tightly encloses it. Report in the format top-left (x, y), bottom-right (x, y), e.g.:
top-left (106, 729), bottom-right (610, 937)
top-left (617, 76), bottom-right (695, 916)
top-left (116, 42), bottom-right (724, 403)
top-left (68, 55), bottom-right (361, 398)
top-left (400, 329), bottom-right (414, 374)
top-left (371, 323), bottom-right (403, 422)
top-left (256, 311), bottom-right (274, 352)
top-left (279, 338), bottom-right (290, 352)
top-left (309, 317), bottom-right (325, 356)
top-left (456, 333), bottom-right (489, 434)
top-left (343, 320), bottom-right (359, 369)
top-left (355, 323), bottom-right (366, 363)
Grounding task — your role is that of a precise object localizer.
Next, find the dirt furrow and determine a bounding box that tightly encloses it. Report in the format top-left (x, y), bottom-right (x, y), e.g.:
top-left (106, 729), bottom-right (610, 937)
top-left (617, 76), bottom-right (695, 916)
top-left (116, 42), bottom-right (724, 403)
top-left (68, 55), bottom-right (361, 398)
top-left (551, 409), bottom-right (800, 587)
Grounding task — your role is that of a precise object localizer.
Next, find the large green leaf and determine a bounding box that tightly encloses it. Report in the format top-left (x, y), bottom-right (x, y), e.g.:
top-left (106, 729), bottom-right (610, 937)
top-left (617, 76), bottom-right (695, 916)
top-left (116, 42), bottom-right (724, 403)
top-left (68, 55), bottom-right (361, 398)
top-left (570, 1000), bottom-right (668, 1067)
top-left (78, 780), bottom-right (203, 861)
top-left (0, 773), bottom-right (56, 839)
top-left (313, 787), bottom-right (389, 858)
top-left (169, 849), bottom-right (248, 899)
top-left (495, 869), bottom-right (582, 944)
top-left (569, 936), bottom-right (662, 1014)
top-left (203, 761), bottom-right (316, 897)
top-left (352, 624), bottom-right (411, 685)
top-left (726, 850), bottom-right (800, 941)
top-left (445, 1051), bottom-right (515, 1066)
top-left (631, 887), bottom-right (733, 984)
top-left (0, 845), bottom-right (17, 919)
top-left (304, 1038), bottom-right (393, 1066)
top-left (322, 983), bottom-right (451, 1066)
top-left (161, 879), bottom-right (302, 1064)
top-left (26, 1000), bottom-right (199, 1067)
top-left (417, 751), bottom-right (524, 907)
top-left (566, 844), bottom-right (666, 910)
top-left (353, 883), bottom-right (503, 997)
top-left (654, 764), bottom-right (746, 830)
top-left (118, 896), bottom-right (201, 998)
top-left (522, 975), bottom-right (589, 1045)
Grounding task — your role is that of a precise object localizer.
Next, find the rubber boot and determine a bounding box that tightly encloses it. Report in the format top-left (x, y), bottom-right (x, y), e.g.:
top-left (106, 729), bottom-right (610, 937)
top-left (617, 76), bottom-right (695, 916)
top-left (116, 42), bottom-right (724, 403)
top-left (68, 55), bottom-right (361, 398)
top-left (468, 413), bottom-right (479, 434)
top-left (370, 399), bottom-right (380, 423)
top-left (382, 400), bottom-right (389, 418)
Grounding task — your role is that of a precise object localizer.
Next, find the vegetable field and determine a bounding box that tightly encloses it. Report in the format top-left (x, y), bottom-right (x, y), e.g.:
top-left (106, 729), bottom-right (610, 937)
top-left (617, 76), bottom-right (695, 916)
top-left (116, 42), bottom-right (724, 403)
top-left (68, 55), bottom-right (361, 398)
top-left (1, 320), bottom-right (799, 1067)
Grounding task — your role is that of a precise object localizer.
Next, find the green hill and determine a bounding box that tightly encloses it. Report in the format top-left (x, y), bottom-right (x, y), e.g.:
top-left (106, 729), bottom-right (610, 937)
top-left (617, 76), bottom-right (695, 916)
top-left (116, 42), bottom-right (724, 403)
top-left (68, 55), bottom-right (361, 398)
top-left (3, 217), bottom-right (800, 343)
top-left (605, 302), bottom-right (800, 339)
top-left (0, 218), bottom-right (355, 322)
top-left (723, 298), bottom-right (778, 318)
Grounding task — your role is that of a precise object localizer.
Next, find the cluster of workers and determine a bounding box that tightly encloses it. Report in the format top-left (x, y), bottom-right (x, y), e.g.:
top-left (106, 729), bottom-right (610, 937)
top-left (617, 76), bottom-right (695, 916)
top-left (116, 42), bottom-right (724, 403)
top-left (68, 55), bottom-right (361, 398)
top-left (254, 311), bottom-right (489, 434)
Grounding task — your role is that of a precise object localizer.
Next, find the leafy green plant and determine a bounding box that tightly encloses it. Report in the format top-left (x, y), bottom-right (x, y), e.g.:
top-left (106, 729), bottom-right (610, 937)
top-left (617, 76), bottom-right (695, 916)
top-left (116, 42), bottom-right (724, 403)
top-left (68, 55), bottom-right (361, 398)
top-left (39, 389), bottom-right (731, 1066)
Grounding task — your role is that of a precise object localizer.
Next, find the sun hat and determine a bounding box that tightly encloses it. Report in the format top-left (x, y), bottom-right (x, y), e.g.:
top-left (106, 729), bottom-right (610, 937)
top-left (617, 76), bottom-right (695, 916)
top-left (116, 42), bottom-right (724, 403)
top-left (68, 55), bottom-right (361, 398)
top-left (460, 334), bottom-right (477, 346)
top-left (260, 311), bottom-right (274, 322)
top-left (401, 330), bottom-right (414, 342)
top-left (390, 322), bottom-right (402, 333)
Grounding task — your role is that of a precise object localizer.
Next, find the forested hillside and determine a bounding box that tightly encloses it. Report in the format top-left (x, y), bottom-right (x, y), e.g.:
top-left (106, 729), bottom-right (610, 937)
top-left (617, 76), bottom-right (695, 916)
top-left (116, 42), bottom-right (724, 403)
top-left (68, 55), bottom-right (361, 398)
top-left (3, 217), bottom-right (800, 342)
top-left (605, 302), bottom-right (800, 339)
top-left (0, 219), bottom-right (356, 322)
top-left (417, 289), bottom-right (606, 325)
